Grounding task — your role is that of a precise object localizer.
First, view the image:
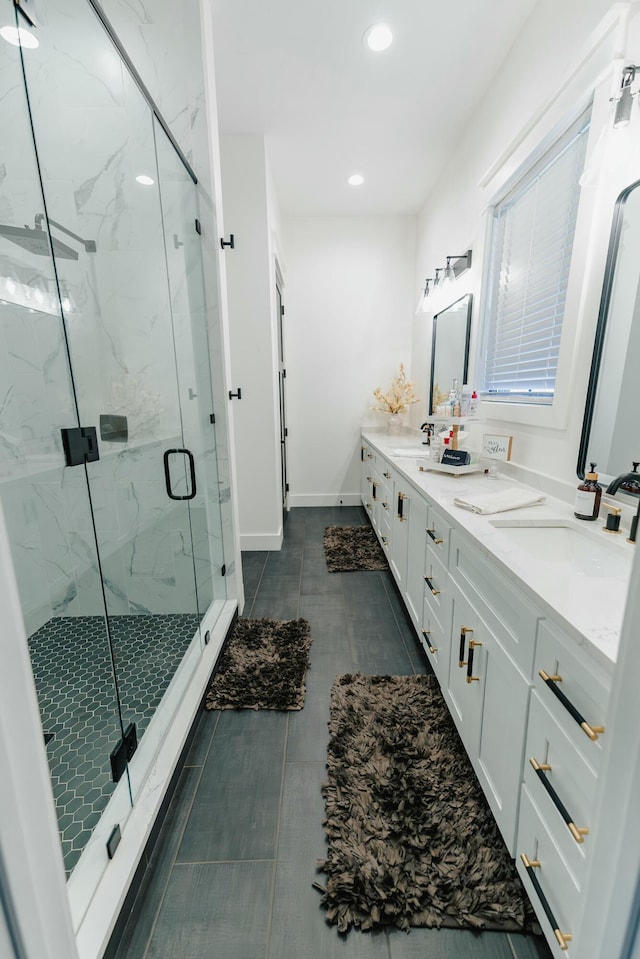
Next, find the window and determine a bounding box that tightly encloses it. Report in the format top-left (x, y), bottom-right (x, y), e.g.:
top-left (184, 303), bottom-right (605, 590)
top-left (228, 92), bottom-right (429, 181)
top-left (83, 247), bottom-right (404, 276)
top-left (479, 108), bottom-right (591, 404)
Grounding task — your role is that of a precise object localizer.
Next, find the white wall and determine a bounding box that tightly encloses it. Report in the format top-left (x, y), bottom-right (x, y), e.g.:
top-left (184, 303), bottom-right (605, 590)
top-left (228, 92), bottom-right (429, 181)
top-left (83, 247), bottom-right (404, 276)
top-left (282, 216), bottom-right (416, 506)
top-left (411, 0), bottom-right (640, 500)
top-left (220, 135), bottom-right (283, 548)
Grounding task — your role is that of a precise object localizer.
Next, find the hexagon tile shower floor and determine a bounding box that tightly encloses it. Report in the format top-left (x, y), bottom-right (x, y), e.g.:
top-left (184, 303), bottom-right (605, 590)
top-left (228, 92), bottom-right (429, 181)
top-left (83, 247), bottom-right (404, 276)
top-left (28, 614), bottom-right (200, 873)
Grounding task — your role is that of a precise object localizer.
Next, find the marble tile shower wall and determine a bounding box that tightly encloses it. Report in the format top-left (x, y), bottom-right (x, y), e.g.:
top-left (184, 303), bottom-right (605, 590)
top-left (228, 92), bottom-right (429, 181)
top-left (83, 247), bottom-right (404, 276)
top-left (1, 0), bottom-right (233, 633)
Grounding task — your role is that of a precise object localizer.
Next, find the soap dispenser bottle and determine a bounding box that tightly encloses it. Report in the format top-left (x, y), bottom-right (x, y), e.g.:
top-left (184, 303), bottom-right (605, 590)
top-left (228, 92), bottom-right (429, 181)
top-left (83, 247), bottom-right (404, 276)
top-left (574, 463), bottom-right (602, 521)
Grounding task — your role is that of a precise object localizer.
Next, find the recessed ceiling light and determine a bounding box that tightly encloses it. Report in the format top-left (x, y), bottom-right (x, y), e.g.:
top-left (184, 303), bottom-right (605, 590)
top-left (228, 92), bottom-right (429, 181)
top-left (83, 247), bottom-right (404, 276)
top-left (363, 23), bottom-right (393, 52)
top-left (0, 25), bottom-right (39, 48)
top-left (347, 174), bottom-right (364, 187)
top-left (136, 175), bottom-right (155, 186)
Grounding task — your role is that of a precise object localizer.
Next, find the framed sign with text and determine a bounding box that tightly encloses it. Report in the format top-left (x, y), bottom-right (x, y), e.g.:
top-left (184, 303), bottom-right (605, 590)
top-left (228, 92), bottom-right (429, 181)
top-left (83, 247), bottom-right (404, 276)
top-left (482, 434), bottom-right (513, 460)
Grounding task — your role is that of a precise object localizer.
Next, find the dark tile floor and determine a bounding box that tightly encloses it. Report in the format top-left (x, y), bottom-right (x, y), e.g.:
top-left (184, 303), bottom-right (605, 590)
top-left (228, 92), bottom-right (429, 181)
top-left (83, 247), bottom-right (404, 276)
top-left (112, 506), bottom-right (552, 959)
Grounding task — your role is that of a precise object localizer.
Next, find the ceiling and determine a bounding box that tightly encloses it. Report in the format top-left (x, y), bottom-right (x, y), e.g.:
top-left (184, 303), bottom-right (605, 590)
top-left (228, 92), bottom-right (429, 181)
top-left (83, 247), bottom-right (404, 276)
top-left (211, 0), bottom-right (538, 217)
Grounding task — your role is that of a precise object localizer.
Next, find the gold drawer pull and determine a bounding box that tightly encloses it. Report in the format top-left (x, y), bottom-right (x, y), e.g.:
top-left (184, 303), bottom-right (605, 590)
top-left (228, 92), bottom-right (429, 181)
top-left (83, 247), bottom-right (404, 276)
top-left (529, 758), bottom-right (589, 844)
top-left (381, 536), bottom-right (388, 546)
top-left (383, 471), bottom-right (391, 479)
top-left (382, 501), bottom-right (389, 510)
top-left (539, 670), bottom-right (605, 741)
top-left (458, 626), bottom-right (473, 667)
top-left (426, 527), bottom-right (443, 545)
top-left (466, 640), bottom-right (482, 684)
top-left (520, 854), bottom-right (573, 950)
top-left (421, 629), bottom-right (437, 654)
top-left (424, 575), bottom-right (440, 596)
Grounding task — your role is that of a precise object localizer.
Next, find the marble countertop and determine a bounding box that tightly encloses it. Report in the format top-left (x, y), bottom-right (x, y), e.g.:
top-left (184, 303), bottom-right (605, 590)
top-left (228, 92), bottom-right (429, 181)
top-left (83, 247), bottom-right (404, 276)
top-left (362, 429), bottom-right (635, 672)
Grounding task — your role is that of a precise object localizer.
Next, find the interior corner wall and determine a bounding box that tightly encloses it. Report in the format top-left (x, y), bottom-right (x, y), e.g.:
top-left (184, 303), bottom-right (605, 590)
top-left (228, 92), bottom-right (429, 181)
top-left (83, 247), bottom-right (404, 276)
top-left (220, 135), bottom-right (283, 549)
top-left (282, 216), bottom-right (416, 507)
top-left (411, 0), bottom-right (636, 498)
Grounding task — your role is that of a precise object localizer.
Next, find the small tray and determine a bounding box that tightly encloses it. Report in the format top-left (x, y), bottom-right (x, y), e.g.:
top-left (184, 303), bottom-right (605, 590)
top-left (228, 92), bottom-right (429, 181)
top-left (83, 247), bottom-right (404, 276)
top-left (418, 459), bottom-right (484, 476)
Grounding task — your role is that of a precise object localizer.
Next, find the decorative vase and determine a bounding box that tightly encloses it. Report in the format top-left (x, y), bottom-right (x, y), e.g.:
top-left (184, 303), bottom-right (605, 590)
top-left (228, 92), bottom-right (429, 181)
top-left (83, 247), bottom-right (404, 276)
top-left (387, 413), bottom-right (403, 433)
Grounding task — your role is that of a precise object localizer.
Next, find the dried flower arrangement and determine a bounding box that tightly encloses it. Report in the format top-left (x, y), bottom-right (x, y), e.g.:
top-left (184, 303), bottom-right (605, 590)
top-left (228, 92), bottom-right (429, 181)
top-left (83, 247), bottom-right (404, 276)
top-left (371, 363), bottom-right (420, 415)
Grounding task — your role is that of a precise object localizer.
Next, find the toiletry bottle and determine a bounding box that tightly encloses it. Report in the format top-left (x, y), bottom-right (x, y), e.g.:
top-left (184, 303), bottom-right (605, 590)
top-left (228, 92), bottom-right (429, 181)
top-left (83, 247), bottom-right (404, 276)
top-left (448, 378), bottom-right (460, 416)
top-left (574, 463), bottom-right (602, 521)
top-left (461, 384), bottom-right (471, 416)
top-left (469, 390), bottom-right (479, 416)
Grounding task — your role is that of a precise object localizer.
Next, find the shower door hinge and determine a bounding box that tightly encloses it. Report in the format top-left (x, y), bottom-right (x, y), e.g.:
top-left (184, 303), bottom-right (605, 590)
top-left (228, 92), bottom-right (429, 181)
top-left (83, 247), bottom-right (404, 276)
top-left (220, 234), bottom-right (235, 249)
top-left (14, 0), bottom-right (38, 27)
top-left (221, 564), bottom-right (226, 577)
top-left (281, 304), bottom-right (285, 316)
top-left (286, 483), bottom-right (290, 493)
top-left (209, 413), bottom-right (216, 424)
top-left (282, 369), bottom-right (286, 378)
top-left (195, 219), bottom-right (202, 235)
top-left (109, 722), bottom-right (138, 783)
top-left (61, 426), bottom-right (100, 467)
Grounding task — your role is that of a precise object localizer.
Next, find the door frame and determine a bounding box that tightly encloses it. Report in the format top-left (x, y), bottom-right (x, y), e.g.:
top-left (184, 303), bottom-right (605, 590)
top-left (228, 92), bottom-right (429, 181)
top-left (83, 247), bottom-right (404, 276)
top-left (275, 260), bottom-right (289, 516)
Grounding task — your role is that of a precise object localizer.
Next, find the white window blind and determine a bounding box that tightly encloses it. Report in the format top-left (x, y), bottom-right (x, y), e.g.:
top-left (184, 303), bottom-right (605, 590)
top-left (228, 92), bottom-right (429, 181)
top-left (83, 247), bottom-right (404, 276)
top-left (480, 109), bottom-right (590, 404)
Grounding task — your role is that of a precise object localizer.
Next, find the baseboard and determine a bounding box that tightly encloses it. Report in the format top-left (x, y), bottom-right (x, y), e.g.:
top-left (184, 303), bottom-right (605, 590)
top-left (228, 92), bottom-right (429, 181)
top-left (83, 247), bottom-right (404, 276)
top-left (240, 530), bottom-right (284, 551)
top-left (288, 494), bottom-right (361, 507)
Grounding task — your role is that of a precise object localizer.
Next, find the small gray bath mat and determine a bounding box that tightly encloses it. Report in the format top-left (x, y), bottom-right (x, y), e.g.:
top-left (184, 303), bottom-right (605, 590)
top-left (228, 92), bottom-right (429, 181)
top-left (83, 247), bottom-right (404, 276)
top-left (205, 617), bottom-right (312, 711)
top-left (323, 525), bottom-right (388, 572)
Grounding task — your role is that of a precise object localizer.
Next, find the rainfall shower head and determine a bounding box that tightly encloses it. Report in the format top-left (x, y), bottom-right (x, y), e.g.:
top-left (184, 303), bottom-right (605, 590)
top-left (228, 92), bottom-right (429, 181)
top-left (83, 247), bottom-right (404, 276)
top-left (0, 215), bottom-right (96, 260)
top-left (0, 222), bottom-right (78, 259)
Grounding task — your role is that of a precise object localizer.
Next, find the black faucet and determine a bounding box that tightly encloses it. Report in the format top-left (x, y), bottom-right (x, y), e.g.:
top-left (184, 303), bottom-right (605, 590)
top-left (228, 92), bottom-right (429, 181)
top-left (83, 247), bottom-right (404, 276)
top-left (606, 462), bottom-right (640, 543)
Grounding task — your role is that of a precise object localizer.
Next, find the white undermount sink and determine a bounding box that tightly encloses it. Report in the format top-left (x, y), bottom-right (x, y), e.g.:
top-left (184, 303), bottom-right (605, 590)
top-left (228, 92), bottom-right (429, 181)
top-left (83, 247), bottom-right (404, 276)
top-left (488, 518), bottom-right (632, 578)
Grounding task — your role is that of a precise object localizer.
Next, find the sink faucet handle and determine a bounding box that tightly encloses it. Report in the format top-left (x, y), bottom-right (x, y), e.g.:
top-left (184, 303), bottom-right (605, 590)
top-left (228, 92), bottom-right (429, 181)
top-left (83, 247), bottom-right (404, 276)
top-left (603, 504), bottom-right (622, 534)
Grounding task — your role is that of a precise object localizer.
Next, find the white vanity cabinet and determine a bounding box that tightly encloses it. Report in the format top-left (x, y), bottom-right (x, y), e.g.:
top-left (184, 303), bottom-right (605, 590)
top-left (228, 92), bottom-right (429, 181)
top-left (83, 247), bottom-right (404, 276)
top-left (516, 620), bottom-right (611, 956)
top-left (359, 431), bottom-right (616, 958)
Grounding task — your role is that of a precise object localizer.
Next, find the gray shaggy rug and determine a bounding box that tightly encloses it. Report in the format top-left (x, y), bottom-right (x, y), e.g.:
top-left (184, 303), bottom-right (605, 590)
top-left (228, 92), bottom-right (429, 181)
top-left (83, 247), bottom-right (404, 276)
top-left (323, 526), bottom-right (388, 572)
top-left (316, 673), bottom-right (537, 935)
top-left (205, 617), bottom-right (312, 711)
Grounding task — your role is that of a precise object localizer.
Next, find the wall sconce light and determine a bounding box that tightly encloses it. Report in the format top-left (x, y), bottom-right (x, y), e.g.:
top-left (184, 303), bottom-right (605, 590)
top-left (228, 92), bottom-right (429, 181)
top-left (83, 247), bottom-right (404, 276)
top-left (433, 267), bottom-right (444, 287)
top-left (613, 65), bottom-right (639, 128)
top-left (443, 250), bottom-right (472, 283)
top-left (416, 278), bottom-right (433, 313)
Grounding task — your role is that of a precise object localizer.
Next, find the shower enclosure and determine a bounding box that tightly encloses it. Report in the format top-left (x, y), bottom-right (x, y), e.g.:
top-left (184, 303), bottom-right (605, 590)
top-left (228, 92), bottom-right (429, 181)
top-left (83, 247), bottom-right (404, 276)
top-left (0, 0), bottom-right (233, 932)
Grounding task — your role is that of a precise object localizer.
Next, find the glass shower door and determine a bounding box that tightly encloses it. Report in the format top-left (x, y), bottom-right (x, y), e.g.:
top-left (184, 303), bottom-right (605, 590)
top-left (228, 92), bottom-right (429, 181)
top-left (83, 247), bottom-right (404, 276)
top-left (17, 0), bottom-right (219, 792)
top-left (0, 13), bottom-right (132, 884)
top-left (8, 0), bottom-right (228, 918)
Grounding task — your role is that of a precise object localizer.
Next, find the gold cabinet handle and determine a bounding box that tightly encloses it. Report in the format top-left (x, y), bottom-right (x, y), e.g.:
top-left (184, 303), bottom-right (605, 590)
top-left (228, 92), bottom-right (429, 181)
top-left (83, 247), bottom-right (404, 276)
top-left (539, 670), bottom-right (605, 741)
top-left (529, 757), bottom-right (589, 844)
top-left (520, 854), bottom-right (573, 950)
top-left (421, 629), bottom-right (438, 655)
top-left (383, 471), bottom-right (391, 479)
top-left (466, 639), bottom-right (482, 684)
top-left (372, 481), bottom-right (378, 501)
top-left (426, 527), bottom-right (444, 545)
top-left (458, 626), bottom-right (473, 667)
top-left (397, 492), bottom-right (408, 521)
top-left (382, 501), bottom-right (389, 510)
top-left (381, 535), bottom-right (388, 545)
top-left (424, 575), bottom-right (440, 596)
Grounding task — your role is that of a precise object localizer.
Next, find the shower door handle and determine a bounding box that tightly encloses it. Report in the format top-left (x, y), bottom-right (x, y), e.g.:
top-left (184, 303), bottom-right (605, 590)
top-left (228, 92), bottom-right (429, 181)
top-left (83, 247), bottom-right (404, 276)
top-left (163, 448), bottom-right (197, 501)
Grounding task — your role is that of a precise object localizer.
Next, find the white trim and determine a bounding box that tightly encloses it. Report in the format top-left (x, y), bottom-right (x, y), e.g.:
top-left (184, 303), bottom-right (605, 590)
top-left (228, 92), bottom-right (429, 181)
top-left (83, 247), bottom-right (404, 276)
top-left (75, 599), bottom-right (237, 959)
top-left (0, 503), bottom-right (79, 959)
top-left (288, 493), bottom-right (361, 508)
top-left (240, 530), bottom-right (284, 551)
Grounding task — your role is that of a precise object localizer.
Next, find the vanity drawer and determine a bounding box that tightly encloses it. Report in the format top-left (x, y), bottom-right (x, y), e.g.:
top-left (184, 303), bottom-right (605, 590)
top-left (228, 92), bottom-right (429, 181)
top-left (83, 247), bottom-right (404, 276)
top-left (425, 501), bottom-right (453, 568)
top-left (517, 784), bottom-right (581, 956)
top-left (534, 620), bottom-right (610, 776)
top-left (449, 529), bottom-right (539, 676)
top-left (524, 690), bottom-right (596, 882)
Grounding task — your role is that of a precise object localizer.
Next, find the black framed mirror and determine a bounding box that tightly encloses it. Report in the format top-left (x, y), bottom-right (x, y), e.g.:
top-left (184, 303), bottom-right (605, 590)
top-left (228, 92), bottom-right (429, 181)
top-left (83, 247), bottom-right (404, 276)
top-left (429, 293), bottom-right (473, 415)
top-left (578, 179), bottom-right (640, 482)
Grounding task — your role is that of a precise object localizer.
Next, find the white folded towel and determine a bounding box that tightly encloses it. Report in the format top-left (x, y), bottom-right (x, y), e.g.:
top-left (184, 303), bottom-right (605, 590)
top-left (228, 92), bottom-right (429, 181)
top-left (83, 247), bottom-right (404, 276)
top-left (453, 487), bottom-right (545, 515)
top-left (390, 447), bottom-right (430, 457)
